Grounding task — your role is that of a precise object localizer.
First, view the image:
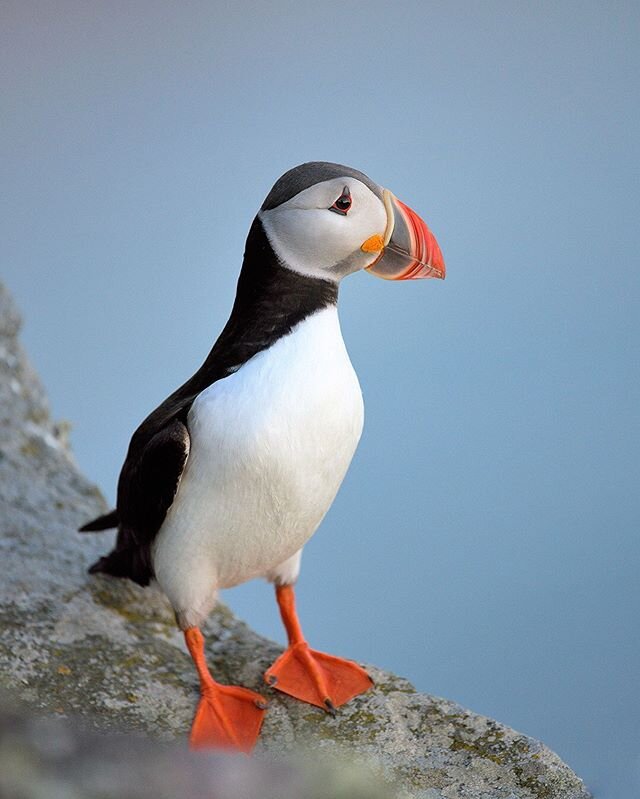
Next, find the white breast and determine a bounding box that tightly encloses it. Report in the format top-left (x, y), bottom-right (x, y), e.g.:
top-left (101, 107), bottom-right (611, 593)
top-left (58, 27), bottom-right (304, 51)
top-left (152, 306), bottom-right (363, 625)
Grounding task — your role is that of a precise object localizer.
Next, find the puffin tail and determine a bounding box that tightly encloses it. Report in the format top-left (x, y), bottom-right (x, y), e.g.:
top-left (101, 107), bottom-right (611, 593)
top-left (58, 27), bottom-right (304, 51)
top-left (87, 523), bottom-right (154, 587)
top-left (79, 509), bottom-right (119, 532)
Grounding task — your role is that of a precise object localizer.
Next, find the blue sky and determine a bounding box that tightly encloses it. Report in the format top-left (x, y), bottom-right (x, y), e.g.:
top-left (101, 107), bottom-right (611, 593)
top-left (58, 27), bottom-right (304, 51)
top-left (2, 2), bottom-right (639, 796)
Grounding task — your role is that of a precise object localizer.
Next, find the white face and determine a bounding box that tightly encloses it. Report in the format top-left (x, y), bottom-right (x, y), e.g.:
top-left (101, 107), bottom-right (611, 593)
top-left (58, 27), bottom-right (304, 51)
top-left (259, 177), bottom-right (387, 281)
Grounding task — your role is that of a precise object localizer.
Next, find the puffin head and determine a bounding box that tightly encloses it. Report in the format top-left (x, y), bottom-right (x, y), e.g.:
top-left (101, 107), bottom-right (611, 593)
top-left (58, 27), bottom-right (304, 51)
top-left (258, 161), bottom-right (445, 283)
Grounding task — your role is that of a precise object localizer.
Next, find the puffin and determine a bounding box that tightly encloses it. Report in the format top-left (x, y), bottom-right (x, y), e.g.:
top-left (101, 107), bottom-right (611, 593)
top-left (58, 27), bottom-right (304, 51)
top-left (80, 161), bottom-right (445, 752)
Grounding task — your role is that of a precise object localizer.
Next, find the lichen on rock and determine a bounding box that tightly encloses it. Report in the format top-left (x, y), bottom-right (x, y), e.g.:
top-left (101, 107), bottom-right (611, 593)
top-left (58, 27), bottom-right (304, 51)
top-left (0, 281), bottom-right (591, 798)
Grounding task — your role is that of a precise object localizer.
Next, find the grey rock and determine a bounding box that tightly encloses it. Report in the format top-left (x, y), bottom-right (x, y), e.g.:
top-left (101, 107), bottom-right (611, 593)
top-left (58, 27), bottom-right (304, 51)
top-left (0, 698), bottom-right (399, 799)
top-left (0, 281), bottom-right (590, 798)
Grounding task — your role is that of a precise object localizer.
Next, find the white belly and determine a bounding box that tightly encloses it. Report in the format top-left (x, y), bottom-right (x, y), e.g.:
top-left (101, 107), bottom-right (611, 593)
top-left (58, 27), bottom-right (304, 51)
top-left (152, 306), bottom-right (363, 624)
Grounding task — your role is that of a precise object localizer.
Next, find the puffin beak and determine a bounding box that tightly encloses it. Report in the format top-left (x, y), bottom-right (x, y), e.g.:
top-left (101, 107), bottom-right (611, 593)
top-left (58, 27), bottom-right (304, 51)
top-left (363, 190), bottom-right (445, 281)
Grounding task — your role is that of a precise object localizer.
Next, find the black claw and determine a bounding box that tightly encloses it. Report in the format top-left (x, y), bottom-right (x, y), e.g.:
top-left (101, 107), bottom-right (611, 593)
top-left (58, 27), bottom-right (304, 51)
top-left (267, 674), bottom-right (278, 686)
top-left (255, 699), bottom-right (268, 710)
top-left (324, 698), bottom-right (337, 716)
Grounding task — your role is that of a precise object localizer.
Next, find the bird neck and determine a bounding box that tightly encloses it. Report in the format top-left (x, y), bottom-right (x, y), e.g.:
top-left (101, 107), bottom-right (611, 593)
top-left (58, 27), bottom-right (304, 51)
top-left (192, 217), bottom-right (338, 390)
top-left (127, 219), bottom-right (339, 445)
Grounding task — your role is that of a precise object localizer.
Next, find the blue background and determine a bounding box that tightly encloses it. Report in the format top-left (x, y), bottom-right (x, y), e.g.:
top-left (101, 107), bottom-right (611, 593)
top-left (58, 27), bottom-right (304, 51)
top-left (2, 2), bottom-right (638, 796)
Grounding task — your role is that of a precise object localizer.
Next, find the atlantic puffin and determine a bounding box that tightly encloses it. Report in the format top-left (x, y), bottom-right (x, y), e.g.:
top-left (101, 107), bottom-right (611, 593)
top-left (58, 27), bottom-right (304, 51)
top-left (80, 161), bottom-right (445, 752)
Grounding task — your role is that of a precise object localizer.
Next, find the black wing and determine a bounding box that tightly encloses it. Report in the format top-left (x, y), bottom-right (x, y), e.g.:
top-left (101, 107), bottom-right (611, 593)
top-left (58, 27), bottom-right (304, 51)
top-left (88, 418), bottom-right (190, 586)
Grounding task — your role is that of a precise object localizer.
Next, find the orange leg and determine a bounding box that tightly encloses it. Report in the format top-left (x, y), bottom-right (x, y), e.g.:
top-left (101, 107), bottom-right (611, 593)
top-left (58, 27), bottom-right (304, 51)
top-left (184, 627), bottom-right (266, 752)
top-left (264, 585), bottom-right (373, 713)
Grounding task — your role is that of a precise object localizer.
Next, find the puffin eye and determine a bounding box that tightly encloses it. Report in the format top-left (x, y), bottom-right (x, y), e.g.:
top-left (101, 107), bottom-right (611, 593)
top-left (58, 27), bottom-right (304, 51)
top-left (329, 186), bottom-right (352, 215)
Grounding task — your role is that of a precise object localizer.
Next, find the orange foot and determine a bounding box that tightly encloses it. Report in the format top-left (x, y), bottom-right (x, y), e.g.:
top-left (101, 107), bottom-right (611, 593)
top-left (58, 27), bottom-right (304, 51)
top-left (185, 627), bottom-right (266, 753)
top-left (264, 585), bottom-right (373, 712)
top-left (265, 641), bottom-right (372, 712)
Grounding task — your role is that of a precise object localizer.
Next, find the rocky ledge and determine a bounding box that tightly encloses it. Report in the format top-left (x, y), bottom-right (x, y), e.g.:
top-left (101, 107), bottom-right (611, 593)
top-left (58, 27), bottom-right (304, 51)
top-left (0, 282), bottom-right (590, 799)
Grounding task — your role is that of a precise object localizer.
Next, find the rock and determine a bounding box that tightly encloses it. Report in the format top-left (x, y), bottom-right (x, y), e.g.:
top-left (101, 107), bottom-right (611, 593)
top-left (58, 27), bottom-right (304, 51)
top-left (0, 698), bottom-right (400, 799)
top-left (0, 281), bottom-right (590, 799)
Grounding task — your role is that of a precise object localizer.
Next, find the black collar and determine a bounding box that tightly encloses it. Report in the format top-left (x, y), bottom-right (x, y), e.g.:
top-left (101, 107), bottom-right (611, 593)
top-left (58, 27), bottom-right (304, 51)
top-left (130, 217), bottom-right (338, 446)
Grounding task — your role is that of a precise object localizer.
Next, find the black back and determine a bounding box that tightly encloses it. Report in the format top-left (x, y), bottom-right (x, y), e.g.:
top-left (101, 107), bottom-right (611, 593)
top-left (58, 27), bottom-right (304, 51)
top-left (88, 217), bottom-right (338, 585)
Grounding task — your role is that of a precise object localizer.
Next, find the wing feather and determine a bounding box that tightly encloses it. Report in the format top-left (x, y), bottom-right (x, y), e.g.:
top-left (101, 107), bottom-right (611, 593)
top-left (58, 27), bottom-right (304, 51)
top-left (88, 418), bottom-right (190, 585)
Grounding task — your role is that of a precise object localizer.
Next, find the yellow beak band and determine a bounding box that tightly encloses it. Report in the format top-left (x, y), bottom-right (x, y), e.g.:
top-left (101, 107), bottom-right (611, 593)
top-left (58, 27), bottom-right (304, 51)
top-left (360, 233), bottom-right (385, 253)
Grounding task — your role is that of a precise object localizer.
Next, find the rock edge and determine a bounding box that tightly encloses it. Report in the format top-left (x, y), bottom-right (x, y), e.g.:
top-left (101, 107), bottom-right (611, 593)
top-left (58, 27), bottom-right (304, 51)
top-left (0, 281), bottom-right (590, 799)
